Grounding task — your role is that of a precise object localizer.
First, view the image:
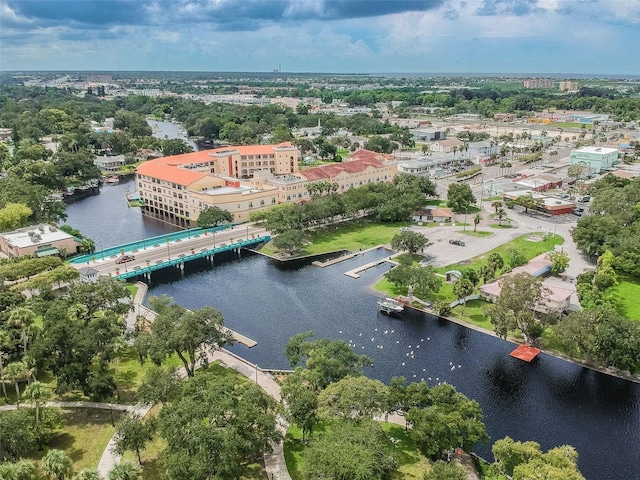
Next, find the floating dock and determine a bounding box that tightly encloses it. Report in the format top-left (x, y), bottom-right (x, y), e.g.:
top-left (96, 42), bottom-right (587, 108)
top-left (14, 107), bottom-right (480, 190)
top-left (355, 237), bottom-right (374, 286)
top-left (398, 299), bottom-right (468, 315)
top-left (510, 344), bottom-right (541, 362)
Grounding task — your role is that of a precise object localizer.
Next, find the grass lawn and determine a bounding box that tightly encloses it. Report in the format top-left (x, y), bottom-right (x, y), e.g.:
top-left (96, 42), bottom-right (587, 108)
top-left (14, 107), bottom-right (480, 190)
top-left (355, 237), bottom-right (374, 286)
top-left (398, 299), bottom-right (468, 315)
top-left (126, 283), bottom-right (138, 299)
top-left (551, 122), bottom-right (585, 129)
top-left (489, 223), bottom-right (514, 229)
top-left (612, 274), bottom-right (640, 321)
top-left (29, 408), bottom-right (126, 472)
top-left (450, 300), bottom-right (494, 331)
top-left (459, 230), bottom-right (493, 237)
top-left (262, 220), bottom-right (410, 256)
top-left (285, 421), bottom-right (430, 480)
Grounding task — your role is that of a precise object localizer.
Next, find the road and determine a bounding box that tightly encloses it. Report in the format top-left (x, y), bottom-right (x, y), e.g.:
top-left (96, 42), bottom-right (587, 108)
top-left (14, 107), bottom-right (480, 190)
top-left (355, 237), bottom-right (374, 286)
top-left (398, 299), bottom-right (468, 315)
top-left (74, 224), bottom-right (268, 277)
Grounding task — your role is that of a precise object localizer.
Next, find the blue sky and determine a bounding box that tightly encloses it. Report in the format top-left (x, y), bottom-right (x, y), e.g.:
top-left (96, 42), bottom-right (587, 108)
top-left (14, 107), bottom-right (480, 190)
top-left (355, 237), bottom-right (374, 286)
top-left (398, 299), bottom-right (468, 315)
top-left (1, 0), bottom-right (639, 74)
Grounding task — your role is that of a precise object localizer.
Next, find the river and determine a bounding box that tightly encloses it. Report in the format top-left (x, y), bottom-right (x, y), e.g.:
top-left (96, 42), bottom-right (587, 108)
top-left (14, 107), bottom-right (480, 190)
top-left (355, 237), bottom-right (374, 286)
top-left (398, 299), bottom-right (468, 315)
top-left (62, 129), bottom-right (640, 480)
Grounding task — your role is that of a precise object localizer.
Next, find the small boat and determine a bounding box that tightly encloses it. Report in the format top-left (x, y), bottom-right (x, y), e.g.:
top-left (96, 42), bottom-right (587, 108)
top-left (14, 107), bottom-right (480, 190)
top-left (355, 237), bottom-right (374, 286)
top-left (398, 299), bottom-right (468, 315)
top-left (105, 175), bottom-right (120, 184)
top-left (377, 297), bottom-right (404, 314)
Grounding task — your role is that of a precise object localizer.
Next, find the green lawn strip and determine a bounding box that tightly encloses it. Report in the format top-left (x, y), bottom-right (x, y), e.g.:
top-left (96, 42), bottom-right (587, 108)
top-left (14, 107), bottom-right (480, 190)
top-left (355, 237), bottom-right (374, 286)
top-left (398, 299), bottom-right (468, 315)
top-left (126, 283), bottom-right (138, 299)
top-left (458, 230), bottom-right (493, 237)
top-left (263, 220), bottom-right (411, 256)
top-left (450, 300), bottom-right (494, 331)
top-left (612, 274), bottom-right (640, 322)
top-left (27, 408), bottom-right (126, 472)
top-left (489, 224), bottom-right (514, 229)
top-left (285, 421), bottom-right (430, 480)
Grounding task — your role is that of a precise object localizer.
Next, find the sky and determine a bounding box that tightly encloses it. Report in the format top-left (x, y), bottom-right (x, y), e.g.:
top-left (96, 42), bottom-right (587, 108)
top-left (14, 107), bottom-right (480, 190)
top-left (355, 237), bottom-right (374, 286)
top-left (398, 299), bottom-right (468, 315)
top-left (1, 0), bottom-right (639, 75)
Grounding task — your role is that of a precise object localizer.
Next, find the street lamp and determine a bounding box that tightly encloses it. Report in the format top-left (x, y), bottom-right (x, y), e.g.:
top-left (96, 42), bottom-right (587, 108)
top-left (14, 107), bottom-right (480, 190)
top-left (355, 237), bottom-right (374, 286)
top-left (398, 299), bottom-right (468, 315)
top-left (166, 239), bottom-right (171, 260)
top-left (246, 225), bottom-right (249, 240)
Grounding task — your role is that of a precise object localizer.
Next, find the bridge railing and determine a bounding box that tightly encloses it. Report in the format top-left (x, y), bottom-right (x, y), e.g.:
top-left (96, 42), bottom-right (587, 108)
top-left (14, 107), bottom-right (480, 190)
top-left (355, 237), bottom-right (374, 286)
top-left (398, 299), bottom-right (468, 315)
top-left (68, 224), bottom-right (232, 264)
top-left (114, 235), bottom-right (270, 279)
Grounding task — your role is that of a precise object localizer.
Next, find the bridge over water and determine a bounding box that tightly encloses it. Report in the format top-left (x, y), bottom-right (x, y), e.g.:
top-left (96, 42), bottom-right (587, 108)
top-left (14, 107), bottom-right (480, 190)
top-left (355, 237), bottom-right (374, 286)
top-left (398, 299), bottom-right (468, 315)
top-left (69, 225), bottom-right (270, 280)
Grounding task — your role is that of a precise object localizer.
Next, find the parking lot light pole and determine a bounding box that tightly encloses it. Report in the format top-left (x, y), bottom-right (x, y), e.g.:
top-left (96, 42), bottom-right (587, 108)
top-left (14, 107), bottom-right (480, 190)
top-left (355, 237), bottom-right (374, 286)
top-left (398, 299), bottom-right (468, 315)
top-left (463, 206), bottom-right (468, 232)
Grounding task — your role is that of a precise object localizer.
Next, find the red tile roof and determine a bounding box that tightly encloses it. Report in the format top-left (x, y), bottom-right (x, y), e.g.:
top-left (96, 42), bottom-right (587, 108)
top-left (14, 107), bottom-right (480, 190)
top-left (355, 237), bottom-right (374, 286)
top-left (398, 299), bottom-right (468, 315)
top-left (298, 158), bottom-right (385, 181)
top-left (136, 161), bottom-right (207, 186)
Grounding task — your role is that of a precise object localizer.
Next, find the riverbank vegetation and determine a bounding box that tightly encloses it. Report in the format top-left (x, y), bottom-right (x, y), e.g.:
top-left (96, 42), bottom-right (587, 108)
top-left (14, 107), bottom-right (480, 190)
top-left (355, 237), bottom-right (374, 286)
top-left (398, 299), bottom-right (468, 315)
top-left (280, 333), bottom-right (584, 480)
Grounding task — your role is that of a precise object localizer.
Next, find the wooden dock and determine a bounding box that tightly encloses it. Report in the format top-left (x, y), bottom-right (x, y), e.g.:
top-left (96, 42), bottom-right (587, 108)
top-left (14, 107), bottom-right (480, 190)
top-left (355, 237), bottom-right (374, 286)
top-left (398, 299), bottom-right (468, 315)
top-left (344, 257), bottom-right (393, 279)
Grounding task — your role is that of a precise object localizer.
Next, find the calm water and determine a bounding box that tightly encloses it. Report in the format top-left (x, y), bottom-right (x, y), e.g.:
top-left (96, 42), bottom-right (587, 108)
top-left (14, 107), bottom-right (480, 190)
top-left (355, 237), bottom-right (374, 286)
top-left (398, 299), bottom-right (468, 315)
top-left (66, 181), bottom-right (640, 480)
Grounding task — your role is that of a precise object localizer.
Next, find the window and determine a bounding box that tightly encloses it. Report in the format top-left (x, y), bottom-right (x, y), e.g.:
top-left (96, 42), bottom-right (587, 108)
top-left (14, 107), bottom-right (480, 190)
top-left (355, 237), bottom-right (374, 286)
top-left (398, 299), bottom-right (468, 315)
top-left (260, 200), bottom-right (265, 206)
top-left (249, 202), bottom-right (253, 208)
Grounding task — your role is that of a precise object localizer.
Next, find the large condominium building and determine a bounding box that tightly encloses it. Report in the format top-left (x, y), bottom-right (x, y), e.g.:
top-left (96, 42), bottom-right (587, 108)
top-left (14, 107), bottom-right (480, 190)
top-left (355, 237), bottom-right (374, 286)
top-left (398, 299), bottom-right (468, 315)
top-left (524, 78), bottom-right (554, 89)
top-left (136, 148), bottom-right (397, 228)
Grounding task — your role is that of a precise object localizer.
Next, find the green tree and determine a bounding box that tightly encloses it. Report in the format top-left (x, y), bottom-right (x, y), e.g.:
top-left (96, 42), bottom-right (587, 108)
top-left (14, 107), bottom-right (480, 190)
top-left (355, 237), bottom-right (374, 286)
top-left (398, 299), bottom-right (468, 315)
top-left (9, 306), bottom-right (36, 356)
top-left (391, 230), bottom-right (430, 255)
top-left (107, 462), bottom-right (141, 480)
top-left (134, 295), bottom-right (233, 377)
top-left (549, 250), bottom-right (570, 275)
top-left (280, 369), bottom-right (318, 442)
top-left (487, 252), bottom-right (504, 273)
top-left (447, 184), bottom-right (476, 213)
top-left (74, 468), bottom-right (101, 480)
top-left (492, 436), bottom-right (543, 477)
top-left (4, 361), bottom-right (29, 403)
top-left (407, 383), bottom-right (488, 458)
top-left (507, 248), bottom-right (526, 268)
top-left (495, 207), bottom-right (508, 226)
top-left (196, 206), bottom-right (232, 228)
top-left (0, 410), bottom-right (37, 462)
top-left (491, 200), bottom-right (503, 214)
top-left (271, 123), bottom-right (294, 143)
top-left (473, 212), bottom-right (482, 232)
top-left (40, 449), bottom-right (73, 480)
top-left (113, 414), bottom-right (153, 465)
top-left (318, 376), bottom-right (387, 421)
top-left (385, 264), bottom-right (442, 300)
top-left (487, 273), bottom-right (551, 344)
top-left (0, 203), bottom-right (32, 231)
top-left (24, 381), bottom-right (50, 427)
top-left (160, 138), bottom-right (193, 157)
top-left (0, 459), bottom-right (38, 480)
top-left (284, 333), bottom-right (371, 390)
top-left (423, 461), bottom-right (466, 480)
top-left (136, 365), bottom-right (180, 404)
top-left (453, 278), bottom-right (474, 314)
top-left (515, 194), bottom-right (542, 213)
top-left (304, 420), bottom-right (395, 480)
top-left (272, 229), bottom-right (308, 256)
top-left (158, 371), bottom-right (281, 480)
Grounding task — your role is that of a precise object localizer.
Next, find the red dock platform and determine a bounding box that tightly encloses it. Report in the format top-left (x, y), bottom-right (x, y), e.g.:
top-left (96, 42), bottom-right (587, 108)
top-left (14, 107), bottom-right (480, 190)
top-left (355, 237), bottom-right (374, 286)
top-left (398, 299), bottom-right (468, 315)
top-left (510, 344), bottom-right (541, 362)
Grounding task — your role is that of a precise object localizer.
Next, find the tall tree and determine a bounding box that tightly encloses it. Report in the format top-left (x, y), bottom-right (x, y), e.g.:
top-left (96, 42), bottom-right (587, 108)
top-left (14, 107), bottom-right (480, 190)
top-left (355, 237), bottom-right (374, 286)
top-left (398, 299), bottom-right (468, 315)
top-left (4, 361), bottom-right (29, 403)
top-left (196, 206), bottom-right (233, 228)
top-left (24, 381), bottom-right (50, 427)
top-left (113, 414), bottom-right (153, 465)
top-left (487, 273), bottom-right (551, 344)
top-left (391, 230), bottom-right (430, 255)
top-left (158, 372), bottom-right (280, 480)
top-left (280, 368), bottom-right (318, 442)
top-left (134, 295), bottom-right (233, 377)
top-left (74, 468), bottom-right (101, 480)
top-left (473, 212), bottom-right (482, 232)
top-left (447, 183), bottom-right (476, 213)
top-left (453, 278), bottom-right (474, 314)
top-left (318, 376), bottom-right (387, 421)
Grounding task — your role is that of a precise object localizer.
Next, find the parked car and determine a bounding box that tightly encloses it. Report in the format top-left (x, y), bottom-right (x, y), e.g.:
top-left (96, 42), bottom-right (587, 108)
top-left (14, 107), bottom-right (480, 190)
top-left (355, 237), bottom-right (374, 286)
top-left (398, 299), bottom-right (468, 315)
top-left (577, 195), bottom-right (591, 203)
top-left (115, 254), bottom-right (135, 264)
top-left (573, 207), bottom-right (585, 216)
top-left (449, 239), bottom-right (466, 246)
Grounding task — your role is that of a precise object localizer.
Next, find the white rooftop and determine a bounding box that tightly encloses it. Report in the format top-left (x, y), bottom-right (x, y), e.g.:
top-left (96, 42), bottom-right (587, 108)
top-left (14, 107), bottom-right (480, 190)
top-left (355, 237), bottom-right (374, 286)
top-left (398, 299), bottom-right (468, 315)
top-left (573, 146), bottom-right (619, 155)
top-left (2, 225), bottom-right (74, 248)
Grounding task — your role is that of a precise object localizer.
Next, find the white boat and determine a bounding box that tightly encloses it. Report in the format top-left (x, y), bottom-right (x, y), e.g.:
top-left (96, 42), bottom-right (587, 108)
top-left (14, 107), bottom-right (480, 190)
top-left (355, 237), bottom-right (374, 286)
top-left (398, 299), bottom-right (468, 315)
top-left (377, 297), bottom-right (404, 314)
top-left (105, 175), bottom-right (120, 184)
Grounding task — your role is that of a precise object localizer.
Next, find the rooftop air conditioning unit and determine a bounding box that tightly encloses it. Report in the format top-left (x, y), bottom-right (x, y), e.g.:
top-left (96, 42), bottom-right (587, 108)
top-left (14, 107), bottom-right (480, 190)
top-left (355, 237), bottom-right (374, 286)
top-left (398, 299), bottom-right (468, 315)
top-left (49, 226), bottom-right (57, 232)
top-left (28, 231), bottom-right (35, 236)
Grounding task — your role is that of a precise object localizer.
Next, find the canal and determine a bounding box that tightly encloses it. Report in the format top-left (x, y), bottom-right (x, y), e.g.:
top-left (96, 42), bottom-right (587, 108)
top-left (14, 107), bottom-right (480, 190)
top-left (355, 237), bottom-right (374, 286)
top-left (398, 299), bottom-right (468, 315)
top-left (65, 181), bottom-right (640, 480)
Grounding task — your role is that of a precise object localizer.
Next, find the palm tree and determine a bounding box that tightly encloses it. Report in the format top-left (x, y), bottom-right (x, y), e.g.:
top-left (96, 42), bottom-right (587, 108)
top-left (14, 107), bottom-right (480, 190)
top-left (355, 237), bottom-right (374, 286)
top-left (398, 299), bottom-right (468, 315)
top-left (453, 278), bottom-right (474, 314)
top-left (8, 306), bottom-right (36, 356)
top-left (491, 201), bottom-right (503, 214)
top-left (25, 381), bottom-right (50, 427)
top-left (75, 468), bottom-right (101, 480)
top-left (473, 213), bottom-right (482, 232)
top-left (5, 361), bottom-right (29, 403)
top-left (496, 207), bottom-right (507, 226)
top-left (487, 252), bottom-right (505, 273)
top-left (41, 449), bottom-right (73, 480)
top-left (108, 462), bottom-right (141, 480)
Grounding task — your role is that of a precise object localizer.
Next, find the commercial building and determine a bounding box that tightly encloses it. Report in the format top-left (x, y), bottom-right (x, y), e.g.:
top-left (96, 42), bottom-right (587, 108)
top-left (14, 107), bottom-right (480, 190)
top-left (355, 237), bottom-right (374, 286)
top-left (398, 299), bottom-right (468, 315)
top-left (136, 148), bottom-right (397, 227)
top-left (411, 129), bottom-right (447, 142)
top-left (559, 81), bottom-right (579, 92)
top-left (569, 146), bottom-right (619, 173)
top-left (0, 224), bottom-right (80, 258)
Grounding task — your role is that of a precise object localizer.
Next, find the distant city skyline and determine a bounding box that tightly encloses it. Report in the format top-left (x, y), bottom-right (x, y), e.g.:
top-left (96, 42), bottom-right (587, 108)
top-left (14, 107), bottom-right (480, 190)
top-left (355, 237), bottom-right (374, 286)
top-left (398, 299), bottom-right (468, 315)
top-left (2, 0), bottom-right (639, 75)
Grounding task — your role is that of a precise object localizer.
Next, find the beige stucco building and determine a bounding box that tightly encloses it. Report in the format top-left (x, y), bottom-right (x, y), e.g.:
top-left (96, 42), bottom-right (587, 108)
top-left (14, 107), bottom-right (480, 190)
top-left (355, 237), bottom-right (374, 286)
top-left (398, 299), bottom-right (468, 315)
top-left (136, 147), bottom-right (397, 227)
top-left (0, 224), bottom-right (80, 258)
